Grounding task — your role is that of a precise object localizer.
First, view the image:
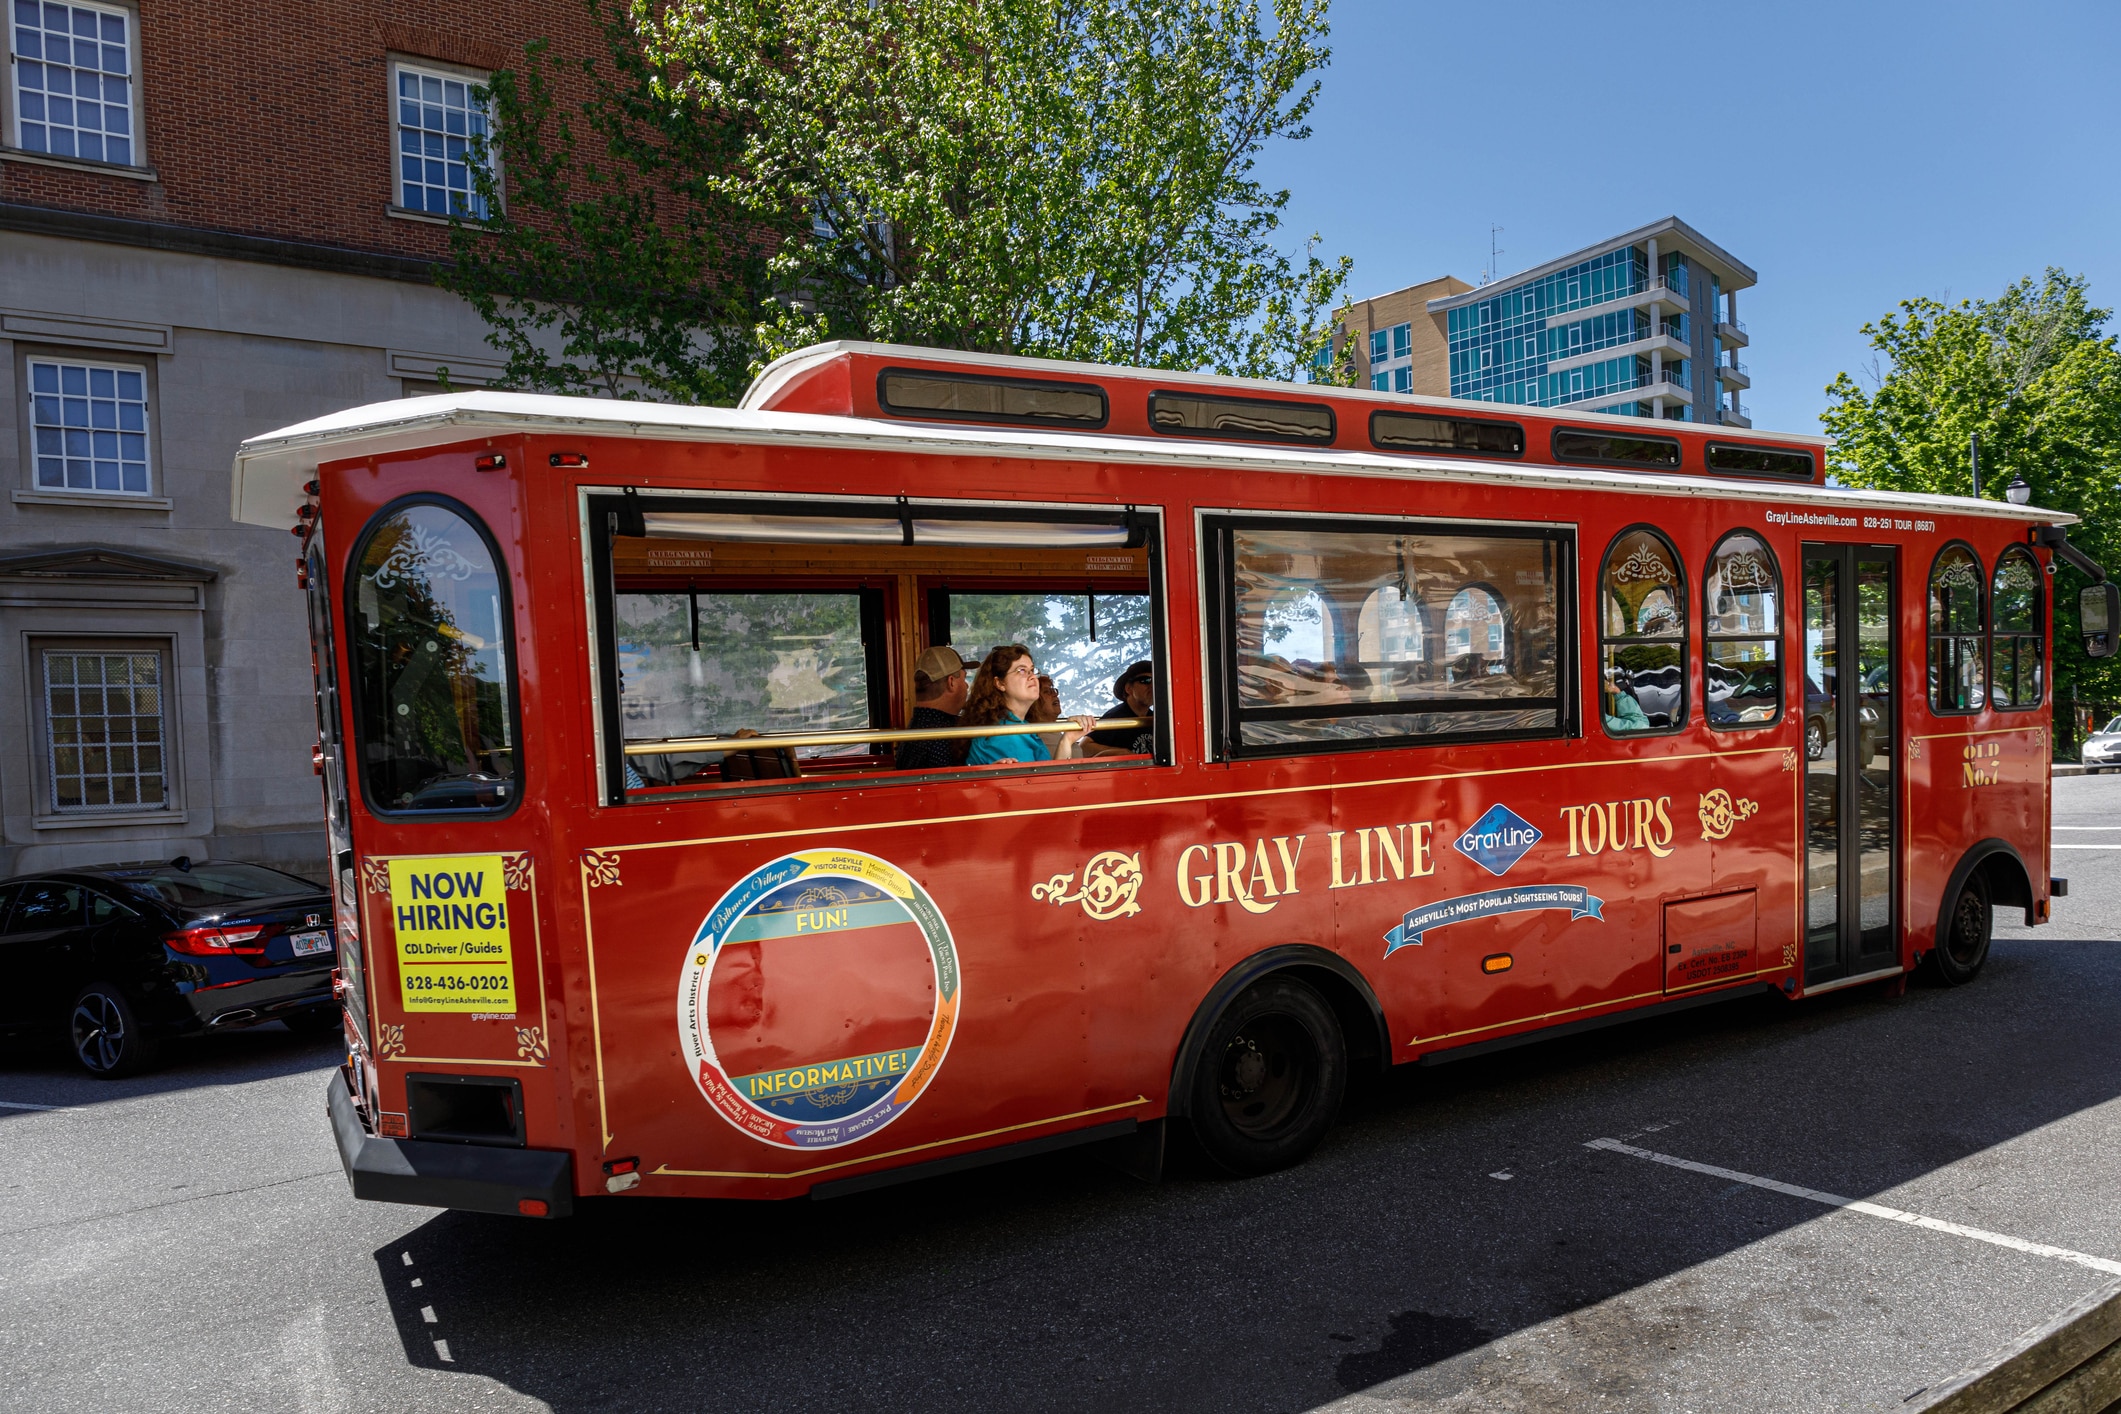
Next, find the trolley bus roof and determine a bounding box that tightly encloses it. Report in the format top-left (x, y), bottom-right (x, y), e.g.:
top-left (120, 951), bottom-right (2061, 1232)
top-left (232, 351), bottom-right (2072, 532)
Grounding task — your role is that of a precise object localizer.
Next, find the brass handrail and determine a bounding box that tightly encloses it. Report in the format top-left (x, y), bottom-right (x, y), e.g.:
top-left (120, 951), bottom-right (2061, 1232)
top-left (623, 717), bottom-right (1149, 756)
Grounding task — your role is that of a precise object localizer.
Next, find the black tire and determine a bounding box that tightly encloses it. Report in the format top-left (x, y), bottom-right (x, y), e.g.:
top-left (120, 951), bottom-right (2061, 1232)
top-left (1805, 718), bottom-right (1826, 760)
top-left (70, 983), bottom-right (158, 1079)
top-left (281, 1006), bottom-right (343, 1038)
top-left (1931, 871), bottom-right (1992, 985)
top-left (1187, 975), bottom-right (1344, 1177)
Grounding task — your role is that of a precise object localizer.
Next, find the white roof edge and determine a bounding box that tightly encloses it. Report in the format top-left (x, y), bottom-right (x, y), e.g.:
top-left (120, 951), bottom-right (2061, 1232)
top-left (229, 388), bottom-right (2074, 532)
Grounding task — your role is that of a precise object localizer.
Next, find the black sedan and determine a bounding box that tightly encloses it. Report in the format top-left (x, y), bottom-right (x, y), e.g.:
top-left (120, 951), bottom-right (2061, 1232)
top-left (0, 857), bottom-right (339, 1077)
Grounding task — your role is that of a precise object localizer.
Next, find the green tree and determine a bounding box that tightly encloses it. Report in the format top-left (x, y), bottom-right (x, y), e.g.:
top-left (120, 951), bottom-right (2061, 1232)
top-left (1821, 268), bottom-right (2121, 734)
top-left (444, 0), bottom-right (1351, 399)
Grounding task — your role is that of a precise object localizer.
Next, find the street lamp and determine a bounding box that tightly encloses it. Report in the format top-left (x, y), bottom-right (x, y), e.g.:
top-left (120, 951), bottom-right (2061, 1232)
top-left (2006, 474), bottom-right (2032, 506)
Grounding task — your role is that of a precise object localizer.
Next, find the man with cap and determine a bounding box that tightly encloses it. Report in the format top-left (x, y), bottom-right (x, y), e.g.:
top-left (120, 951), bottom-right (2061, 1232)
top-left (1084, 660), bottom-right (1154, 756)
top-left (896, 645), bottom-right (969, 770)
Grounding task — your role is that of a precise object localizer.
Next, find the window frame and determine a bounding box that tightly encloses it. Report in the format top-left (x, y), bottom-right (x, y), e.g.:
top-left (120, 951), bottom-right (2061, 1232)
top-left (586, 492), bottom-right (1169, 804)
top-left (1596, 523), bottom-right (1690, 739)
top-left (22, 351), bottom-right (155, 498)
top-left (386, 55), bottom-right (499, 221)
top-left (1147, 390), bottom-right (1336, 448)
top-left (1988, 544), bottom-right (2044, 713)
top-left (1368, 410), bottom-right (1526, 458)
top-left (875, 368), bottom-right (1109, 430)
top-left (1701, 527), bottom-right (1784, 733)
top-left (341, 492), bottom-right (525, 822)
top-left (28, 635), bottom-right (177, 822)
top-left (1202, 512), bottom-right (1577, 762)
top-left (1553, 428), bottom-right (1683, 471)
top-left (1703, 441), bottom-right (1817, 481)
top-left (1926, 540), bottom-right (1987, 717)
top-left (5, 0), bottom-right (142, 169)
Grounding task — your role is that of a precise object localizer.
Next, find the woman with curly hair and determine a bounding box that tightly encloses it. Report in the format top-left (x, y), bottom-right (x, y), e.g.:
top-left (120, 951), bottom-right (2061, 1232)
top-left (957, 644), bottom-right (1095, 764)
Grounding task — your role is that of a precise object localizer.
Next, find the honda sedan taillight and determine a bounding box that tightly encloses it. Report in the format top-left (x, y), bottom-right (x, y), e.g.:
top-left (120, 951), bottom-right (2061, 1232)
top-left (165, 925), bottom-right (268, 956)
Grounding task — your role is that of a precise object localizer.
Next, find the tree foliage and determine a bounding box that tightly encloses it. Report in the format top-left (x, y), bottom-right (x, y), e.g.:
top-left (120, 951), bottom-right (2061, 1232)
top-left (441, 0), bottom-right (1352, 400)
top-left (1822, 268), bottom-right (2121, 712)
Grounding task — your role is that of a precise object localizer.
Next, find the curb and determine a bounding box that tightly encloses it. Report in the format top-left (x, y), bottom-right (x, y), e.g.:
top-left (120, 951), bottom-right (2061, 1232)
top-left (1915, 1279), bottom-right (2121, 1412)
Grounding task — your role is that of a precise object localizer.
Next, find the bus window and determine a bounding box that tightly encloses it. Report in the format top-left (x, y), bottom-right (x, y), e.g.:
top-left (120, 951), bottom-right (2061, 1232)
top-left (1553, 429), bottom-right (1682, 470)
top-left (1703, 531), bottom-right (1781, 729)
top-left (1704, 442), bottom-right (1816, 479)
top-left (1149, 391), bottom-right (1335, 446)
top-left (1368, 411), bottom-right (1525, 457)
top-left (1213, 518), bottom-right (1566, 753)
top-left (347, 498), bottom-right (518, 814)
top-left (1928, 543), bottom-right (1985, 713)
top-left (615, 590), bottom-right (881, 783)
top-left (940, 591), bottom-right (1151, 717)
top-left (1599, 527), bottom-right (1686, 734)
top-left (877, 369), bottom-right (1108, 429)
top-left (1990, 547), bottom-right (2043, 710)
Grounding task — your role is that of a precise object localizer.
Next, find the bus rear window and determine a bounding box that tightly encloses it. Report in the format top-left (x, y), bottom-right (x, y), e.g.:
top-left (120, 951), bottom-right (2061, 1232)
top-left (616, 590), bottom-right (882, 783)
top-left (1552, 429), bottom-right (1682, 469)
top-left (1149, 392), bottom-right (1334, 446)
top-left (1369, 411), bottom-right (1524, 456)
top-left (878, 370), bottom-right (1107, 428)
top-left (348, 499), bottom-right (518, 814)
top-left (1704, 442), bottom-right (1815, 478)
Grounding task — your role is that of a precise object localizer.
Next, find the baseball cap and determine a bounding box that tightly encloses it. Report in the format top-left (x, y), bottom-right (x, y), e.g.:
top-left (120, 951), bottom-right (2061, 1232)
top-left (1113, 660), bottom-right (1153, 698)
top-left (915, 645), bottom-right (965, 682)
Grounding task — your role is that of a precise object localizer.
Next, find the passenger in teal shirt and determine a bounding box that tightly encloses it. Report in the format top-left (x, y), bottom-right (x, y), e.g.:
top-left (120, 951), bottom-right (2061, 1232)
top-left (959, 644), bottom-right (1096, 765)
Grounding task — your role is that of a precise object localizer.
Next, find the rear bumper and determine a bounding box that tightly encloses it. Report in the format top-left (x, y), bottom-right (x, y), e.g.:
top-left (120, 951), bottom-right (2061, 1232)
top-left (327, 1077), bottom-right (574, 1217)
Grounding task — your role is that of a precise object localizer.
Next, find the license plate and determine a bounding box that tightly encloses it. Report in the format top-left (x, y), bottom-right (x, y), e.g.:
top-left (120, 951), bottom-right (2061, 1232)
top-left (289, 930), bottom-right (332, 957)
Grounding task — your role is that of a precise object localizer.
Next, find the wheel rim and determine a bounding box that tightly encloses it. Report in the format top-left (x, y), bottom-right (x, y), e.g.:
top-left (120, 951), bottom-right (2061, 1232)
top-left (1946, 889), bottom-right (1987, 968)
top-left (1216, 1013), bottom-right (1314, 1139)
top-left (1806, 722), bottom-right (1825, 758)
top-left (71, 992), bottom-right (125, 1072)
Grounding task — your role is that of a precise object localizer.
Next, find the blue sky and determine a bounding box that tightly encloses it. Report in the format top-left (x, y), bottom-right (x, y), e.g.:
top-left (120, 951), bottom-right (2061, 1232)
top-left (1258, 0), bottom-right (2121, 434)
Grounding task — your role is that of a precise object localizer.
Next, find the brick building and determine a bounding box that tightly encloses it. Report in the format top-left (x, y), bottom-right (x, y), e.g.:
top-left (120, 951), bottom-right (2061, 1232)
top-left (0, 1), bottom-right (601, 877)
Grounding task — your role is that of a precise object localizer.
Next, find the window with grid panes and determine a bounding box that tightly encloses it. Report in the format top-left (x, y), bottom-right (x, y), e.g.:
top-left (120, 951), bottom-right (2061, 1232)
top-left (11, 0), bottom-right (133, 164)
top-left (43, 647), bottom-right (167, 812)
top-left (29, 358), bottom-right (149, 494)
top-left (393, 62), bottom-right (492, 217)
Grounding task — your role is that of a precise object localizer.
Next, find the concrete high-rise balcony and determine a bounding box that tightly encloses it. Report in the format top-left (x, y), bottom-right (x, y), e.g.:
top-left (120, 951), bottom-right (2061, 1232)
top-left (1721, 408), bottom-right (1753, 428)
top-left (1718, 359), bottom-right (1751, 390)
top-left (1716, 317), bottom-right (1748, 347)
top-left (1546, 328), bottom-right (1691, 377)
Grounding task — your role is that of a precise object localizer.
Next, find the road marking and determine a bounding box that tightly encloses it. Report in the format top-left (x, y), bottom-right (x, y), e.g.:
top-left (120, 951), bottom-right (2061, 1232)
top-left (1586, 1138), bottom-right (2121, 1277)
top-left (433, 1340), bottom-right (453, 1363)
top-left (420, 1305), bottom-right (437, 1324)
top-left (0, 1099), bottom-right (75, 1111)
top-left (2052, 845), bottom-right (2121, 850)
top-left (2053, 826), bottom-right (2121, 830)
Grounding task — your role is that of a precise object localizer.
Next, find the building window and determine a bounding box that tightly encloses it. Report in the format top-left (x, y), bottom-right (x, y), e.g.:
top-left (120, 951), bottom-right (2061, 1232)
top-left (1369, 330), bottom-right (1388, 366)
top-left (11, 0), bottom-right (134, 165)
top-left (393, 61), bottom-right (492, 217)
top-left (1391, 323), bottom-right (1412, 361)
top-left (43, 645), bottom-right (167, 812)
top-left (1927, 543), bottom-right (1985, 713)
top-left (1392, 367), bottom-right (1412, 394)
top-left (29, 357), bottom-right (150, 494)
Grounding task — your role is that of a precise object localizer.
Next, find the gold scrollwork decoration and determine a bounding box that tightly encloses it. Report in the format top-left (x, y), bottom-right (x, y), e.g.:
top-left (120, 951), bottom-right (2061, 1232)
top-left (1782, 941), bottom-right (1799, 969)
top-left (1781, 748), bottom-right (1799, 773)
top-left (361, 857), bottom-right (391, 895)
top-left (502, 853), bottom-right (534, 892)
top-left (515, 1026), bottom-right (548, 1063)
top-left (375, 1021), bottom-right (406, 1060)
top-left (582, 849), bottom-right (623, 887)
top-left (1696, 788), bottom-right (1760, 841)
top-left (1031, 850), bottom-right (1144, 921)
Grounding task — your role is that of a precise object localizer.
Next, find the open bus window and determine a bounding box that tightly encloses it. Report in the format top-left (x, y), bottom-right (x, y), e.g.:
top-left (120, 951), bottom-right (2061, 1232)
top-left (1216, 520), bottom-right (1564, 752)
top-left (939, 591), bottom-right (1152, 719)
top-left (1928, 543), bottom-right (1986, 713)
top-left (1704, 532), bottom-right (1781, 730)
top-left (1599, 528), bottom-right (1686, 735)
top-left (615, 591), bottom-right (879, 783)
top-left (348, 499), bottom-right (517, 814)
top-left (1989, 547), bottom-right (2042, 710)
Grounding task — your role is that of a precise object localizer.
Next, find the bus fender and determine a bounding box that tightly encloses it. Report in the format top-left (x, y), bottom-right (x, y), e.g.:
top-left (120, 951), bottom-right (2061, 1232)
top-left (1935, 839), bottom-right (2036, 939)
top-left (1165, 945), bottom-right (1390, 1119)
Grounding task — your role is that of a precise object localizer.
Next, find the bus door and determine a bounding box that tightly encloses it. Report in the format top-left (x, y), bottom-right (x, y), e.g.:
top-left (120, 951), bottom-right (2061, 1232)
top-left (1800, 544), bottom-right (1898, 983)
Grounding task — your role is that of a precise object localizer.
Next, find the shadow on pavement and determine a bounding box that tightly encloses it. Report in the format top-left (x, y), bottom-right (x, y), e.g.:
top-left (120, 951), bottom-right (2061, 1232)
top-left (353, 929), bottom-right (2121, 1413)
top-left (0, 1023), bottom-right (343, 1114)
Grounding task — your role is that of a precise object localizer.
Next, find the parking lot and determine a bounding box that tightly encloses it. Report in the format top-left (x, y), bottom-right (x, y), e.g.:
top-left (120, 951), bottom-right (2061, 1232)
top-left (4, 774), bottom-right (2119, 1413)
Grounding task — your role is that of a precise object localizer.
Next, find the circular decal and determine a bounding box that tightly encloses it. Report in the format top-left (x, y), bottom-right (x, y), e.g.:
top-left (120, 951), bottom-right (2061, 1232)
top-left (678, 849), bottom-right (960, 1150)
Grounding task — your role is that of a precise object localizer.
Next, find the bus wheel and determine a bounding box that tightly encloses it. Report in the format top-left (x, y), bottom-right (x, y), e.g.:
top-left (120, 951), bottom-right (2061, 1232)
top-left (1189, 976), bottom-right (1345, 1176)
top-left (1931, 873), bottom-right (1992, 986)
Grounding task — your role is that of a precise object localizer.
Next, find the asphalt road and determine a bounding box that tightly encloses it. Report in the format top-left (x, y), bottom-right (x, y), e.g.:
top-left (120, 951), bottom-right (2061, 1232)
top-left (6, 775), bottom-right (2121, 1413)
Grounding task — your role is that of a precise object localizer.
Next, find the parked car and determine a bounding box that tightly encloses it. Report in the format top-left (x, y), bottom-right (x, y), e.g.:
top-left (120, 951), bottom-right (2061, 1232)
top-left (0, 858), bottom-right (337, 1077)
top-left (1804, 674), bottom-right (1834, 759)
top-left (2083, 715), bottom-right (2121, 771)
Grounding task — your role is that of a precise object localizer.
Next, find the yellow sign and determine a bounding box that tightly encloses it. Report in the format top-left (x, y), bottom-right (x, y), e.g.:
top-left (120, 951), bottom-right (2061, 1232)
top-left (386, 855), bottom-right (516, 1013)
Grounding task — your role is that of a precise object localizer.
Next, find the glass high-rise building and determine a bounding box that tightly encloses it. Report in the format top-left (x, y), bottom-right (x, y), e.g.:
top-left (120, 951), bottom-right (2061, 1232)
top-left (1331, 218), bottom-right (1753, 426)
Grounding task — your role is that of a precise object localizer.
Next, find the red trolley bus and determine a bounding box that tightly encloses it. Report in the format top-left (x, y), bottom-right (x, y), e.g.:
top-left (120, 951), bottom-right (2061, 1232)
top-left (233, 343), bottom-right (2118, 1217)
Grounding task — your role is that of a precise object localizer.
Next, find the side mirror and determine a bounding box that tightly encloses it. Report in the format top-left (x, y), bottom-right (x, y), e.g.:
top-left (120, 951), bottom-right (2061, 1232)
top-left (2083, 582), bottom-right (2121, 658)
